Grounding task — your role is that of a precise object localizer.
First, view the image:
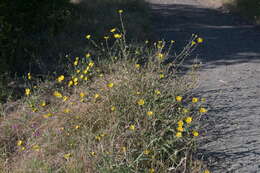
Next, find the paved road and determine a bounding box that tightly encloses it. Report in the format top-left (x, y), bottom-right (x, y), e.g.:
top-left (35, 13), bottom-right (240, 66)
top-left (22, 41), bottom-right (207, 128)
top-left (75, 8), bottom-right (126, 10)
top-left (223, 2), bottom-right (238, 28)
top-left (148, 0), bottom-right (260, 172)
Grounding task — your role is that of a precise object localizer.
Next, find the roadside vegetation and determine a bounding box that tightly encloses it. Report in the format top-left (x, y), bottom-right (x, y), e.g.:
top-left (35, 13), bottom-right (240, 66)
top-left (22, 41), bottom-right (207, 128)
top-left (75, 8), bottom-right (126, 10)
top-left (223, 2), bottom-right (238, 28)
top-left (0, 1), bottom-right (211, 172)
top-left (220, 0), bottom-right (260, 24)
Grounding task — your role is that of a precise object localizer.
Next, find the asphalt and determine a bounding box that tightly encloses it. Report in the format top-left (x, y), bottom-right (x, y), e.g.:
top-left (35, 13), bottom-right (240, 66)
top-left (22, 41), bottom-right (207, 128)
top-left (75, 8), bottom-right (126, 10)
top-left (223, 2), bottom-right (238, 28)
top-left (148, 0), bottom-right (260, 172)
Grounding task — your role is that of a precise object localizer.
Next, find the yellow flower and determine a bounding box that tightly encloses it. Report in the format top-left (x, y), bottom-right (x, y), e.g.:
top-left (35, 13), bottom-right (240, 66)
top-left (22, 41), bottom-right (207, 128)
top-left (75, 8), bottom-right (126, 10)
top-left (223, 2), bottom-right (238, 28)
top-left (177, 126), bottom-right (184, 132)
top-left (76, 69), bottom-right (81, 74)
top-left (107, 83), bottom-right (114, 88)
top-left (75, 125), bottom-right (80, 129)
top-left (159, 74), bottom-right (165, 79)
top-left (104, 36), bottom-right (109, 40)
top-left (32, 145), bottom-right (40, 152)
top-left (143, 149), bottom-right (150, 155)
top-left (185, 117), bottom-right (192, 124)
top-left (176, 96), bottom-right (182, 102)
top-left (114, 34), bottom-right (122, 39)
top-left (25, 88), bottom-right (30, 96)
top-left (63, 96), bottom-right (68, 102)
top-left (135, 64), bottom-right (140, 68)
top-left (27, 73), bottom-right (31, 80)
top-left (199, 107), bottom-right (208, 113)
top-left (111, 106), bottom-right (116, 111)
top-left (171, 40), bottom-right (175, 44)
top-left (121, 146), bottom-right (127, 153)
top-left (149, 168), bottom-right (155, 173)
top-left (118, 9), bottom-right (123, 13)
top-left (129, 125), bottom-right (135, 131)
top-left (73, 60), bottom-right (78, 66)
top-left (89, 62), bottom-right (94, 67)
top-left (21, 147), bottom-right (26, 151)
top-left (157, 53), bottom-right (165, 59)
top-left (197, 37), bottom-right (203, 43)
top-left (86, 34), bottom-right (91, 39)
top-left (80, 92), bottom-right (85, 98)
top-left (68, 80), bottom-right (73, 87)
top-left (84, 76), bottom-right (88, 81)
top-left (136, 91), bottom-right (141, 95)
top-left (57, 75), bottom-right (65, 82)
top-left (182, 108), bottom-right (189, 114)
top-left (80, 74), bottom-right (84, 79)
top-left (63, 153), bottom-right (71, 160)
top-left (155, 89), bottom-right (161, 95)
top-left (147, 111), bottom-right (153, 116)
top-left (73, 77), bottom-right (78, 83)
top-left (53, 91), bottom-right (62, 98)
top-left (95, 135), bottom-right (101, 141)
top-left (94, 94), bottom-right (100, 99)
top-left (192, 97), bottom-right (198, 103)
top-left (192, 131), bottom-right (199, 137)
top-left (110, 28), bottom-right (116, 33)
top-left (177, 120), bottom-right (184, 127)
top-left (43, 113), bottom-right (52, 118)
top-left (137, 99), bottom-right (145, 106)
top-left (90, 152), bottom-right (96, 156)
top-left (201, 98), bottom-right (206, 102)
top-left (176, 132), bottom-right (182, 138)
top-left (17, 140), bottom-right (23, 146)
top-left (85, 53), bottom-right (91, 58)
top-left (204, 169), bottom-right (210, 173)
top-left (64, 108), bottom-right (71, 113)
top-left (191, 41), bottom-right (196, 46)
top-left (40, 101), bottom-right (46, 107)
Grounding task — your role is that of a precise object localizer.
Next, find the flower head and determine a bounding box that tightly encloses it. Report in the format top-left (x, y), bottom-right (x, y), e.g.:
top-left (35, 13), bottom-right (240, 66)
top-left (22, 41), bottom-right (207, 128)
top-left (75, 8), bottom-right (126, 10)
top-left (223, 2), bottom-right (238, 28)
top-left (86, 35), bottom-right (91, 39)
top-left (192, 131), bottom-right (199, 137)
top-left (25, 88), bottom-right (31, 96)
top-left (137, 99), bottom-right (145, 106)
top-left (176, 96), bottom-right (182, 102)
top-left (129, 125), bottom-right (135, 131)
top-left (111, 106), bottom-right (116, 111)
top-left (107, 83), bottom-right (114, 88)
top-left (64, 153), bottom-right (72, 160)
top-left (118, 9), bottom-right (123, 14)
top-left (177, 120), bottom-right (184, 127)
top-left (17, 140), bottom-right (23, 146)
top-left (53, 91), bottom-right (63, 98)
top-left (199, 107), bottom-right (208, 113)
top-left (147, 111), bottom-right (153, 116)
top-left (177, 126), bottom-right (184, 132)
top-left (185, 117), bottom-right (192, 124)
top-left (114, 34), bottom-right (122, 39)
top-left (197, 37), bottom-right (203, 43)
top-left (110, 28), bottom-right (116, 33)
top-left (27, 73), bottom-right (31, 80)
top-left (85, 53), bottom-right (91, 58)
top-left (192, 97), bottom-right (198, 103)
top-left (176, 132), bottom-right (182, 138)
top-left (57, 75), bottom-right (65, 83)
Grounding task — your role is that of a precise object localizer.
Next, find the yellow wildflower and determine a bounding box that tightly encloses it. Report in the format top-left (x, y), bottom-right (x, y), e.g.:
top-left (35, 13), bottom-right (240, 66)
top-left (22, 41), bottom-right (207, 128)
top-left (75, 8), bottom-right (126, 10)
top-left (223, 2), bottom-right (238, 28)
top-left (76, 69), bottom-right (81, 74)
top-left (80, 92), bottom-right (85, 98)
top-left (94, 94), bottom-right (100, 99)
top-left (176, 96), bottom-right (182, 102)
top-left (86, 34), bottom-right (91, 39)
top-left (25, 88), bottom-right (30, 96)
top-left (110, 28), bottom-right (116, 33)
top-left (107, 83), bottom-right (114, 88)
top-left (192, 131), bottom-right (199, 137)
top-left (40, 101), bottom-right (46, 107)
top-left (199, 107), bottom-right (208, 113)
top-left (63, 96), bottom-right (68, 102)
top-left (177, 120), bottom-right (184, 127)
top-left (143, 149), bottom-right (150, 155)
top-left (155, 89), bottom-right (161, 95)
top-left (104, 36), bottom-right (109, 40)
top-left (157, 53), bottom-right (165, 60)
top-left (17, 140), bottom-right (23, 146)
top-left (197, 37), bottom-right (203, 43)
top-left (73, 77), bottom-right (78, 83)
top-left (201, 98), bottom-right (206, 102)
top-left (63, 153), bottom-right (71, 160)
top-left (183, 108), bottom-right (189, 114)
top-left (191, 41), bottom-right (196, 46)
top-left (89, 61), bottom-right (94, 67)
top-left (84, 76), bottom-right (88, 81)
top-left (75, 125), bottom-right (80, 129)
top-left (177, 126), bottom-right (184, 132)
top-left (111, 106), bottom-right (116, 111)
top-left (185, 117), bottom-right (192, 124)
top-left (147, 111), bottom-right (153, 116)
top-left (137, 99), bottom-right (145, 106)
top-left (90, 151), bottom-right (96, 156)
top-left (135, 64), bottom-right (140, 68)
top-left (64, 108), bottom-right (71, 113)
top-left (27, 73), bottom-right (31, 80)
top-left (118, 9), bottom-right (123, 14)
top-left (80, 74), bottom-right (84, 79)
top-left (85, 53), bottom-right (91, 58)
top-left (121, 146), bottom-right (127, 153)
top-left (149, 168), bottom-right (155, 173)
top-left (159, 74), bottom-right (165, 79)
top-left (171, 40), bottom-right (175, 44)
top-left (129, 125), bottom-right (135, 131)
top-left (21, 147), bottom-right (26, 151)
top-left (43, 113), bottom-right (52, 118)
top-left (95, 135), bottom-right (101, 141)
top-left (176, 132), bottom-right (182, 138)
top-left (192, 97), bottom-right (199, 103)
top-left (32, 145), bottom-right (40, 152)
top-left (204, 169), bottom-right (210, 173)
top-left (73, 60), bottom-right (78, 66)
top-left (114, 34), bottom-right (122, 39)
top-left (68, 80), bottom-right (73, 87)
top-left (53, 91), bottom-right (62, 98)
top-left (57, 75), bottom-right (65, 82)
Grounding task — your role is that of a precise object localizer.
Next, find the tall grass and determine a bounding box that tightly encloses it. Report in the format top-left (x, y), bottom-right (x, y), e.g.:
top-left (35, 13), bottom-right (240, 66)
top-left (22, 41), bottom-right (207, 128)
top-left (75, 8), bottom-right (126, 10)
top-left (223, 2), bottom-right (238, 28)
top-left (0, 10), bottom-right (210, 173)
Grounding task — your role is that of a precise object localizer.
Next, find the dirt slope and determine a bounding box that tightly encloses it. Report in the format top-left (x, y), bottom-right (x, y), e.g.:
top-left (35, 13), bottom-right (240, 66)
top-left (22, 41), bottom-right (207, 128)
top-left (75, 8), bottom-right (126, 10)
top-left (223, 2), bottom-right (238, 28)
top-left (148, 0), bottom-right (260, 172)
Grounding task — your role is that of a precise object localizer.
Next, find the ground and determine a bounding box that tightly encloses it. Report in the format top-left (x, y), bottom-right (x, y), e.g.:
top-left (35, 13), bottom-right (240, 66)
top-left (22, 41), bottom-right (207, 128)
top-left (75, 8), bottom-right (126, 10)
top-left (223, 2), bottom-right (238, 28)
top-left (148, 0), bottom-right (260, 172)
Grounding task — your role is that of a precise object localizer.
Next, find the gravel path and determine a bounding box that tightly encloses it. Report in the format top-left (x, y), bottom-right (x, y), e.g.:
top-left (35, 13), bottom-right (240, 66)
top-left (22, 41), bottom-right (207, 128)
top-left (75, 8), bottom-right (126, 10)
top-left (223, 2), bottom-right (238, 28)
top-left (148, 0), bottom-right (260, 172)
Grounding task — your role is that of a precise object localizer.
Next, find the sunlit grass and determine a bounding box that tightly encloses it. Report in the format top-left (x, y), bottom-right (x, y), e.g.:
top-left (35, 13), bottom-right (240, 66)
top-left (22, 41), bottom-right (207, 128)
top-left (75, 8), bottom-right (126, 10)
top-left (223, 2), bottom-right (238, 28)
top-left (0, 10), bottom-right (210, 173)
